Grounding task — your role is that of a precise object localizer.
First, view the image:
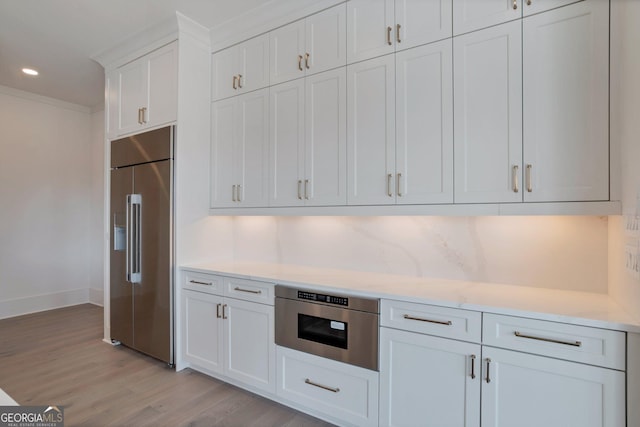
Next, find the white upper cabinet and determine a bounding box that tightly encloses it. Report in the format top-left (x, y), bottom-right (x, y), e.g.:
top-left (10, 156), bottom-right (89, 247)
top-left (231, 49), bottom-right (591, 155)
top-left (453, 0), bottom-right (584, 35)
top-left (348, 0), bottom-right (452, 63)
top-left (522, 0), bottom-right (609, 202)
top-left (116, 42), bottom-right (177, 136)
top-left (454, 21), bottom-right (523, 203)
top-left (211, 89), bottom-right (269, 208)
top-left (453, 0), bottom-right (522, 35)
top-left (269, 68), bottom-right (347, 207)
top-left (270, 4), bottom-right (346, 85)
top-left (347, 54), bottom-right (396, 206)
top-left (212, 34), bottom-right (269, 101)
top-left (396, 40), bottom-right (453, 204)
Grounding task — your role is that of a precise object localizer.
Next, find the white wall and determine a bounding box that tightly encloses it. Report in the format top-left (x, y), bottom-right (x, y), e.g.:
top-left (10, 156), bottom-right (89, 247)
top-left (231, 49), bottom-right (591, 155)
top-left (0, 86), bottom-right (95, 318)
top-left (89, 109), bottom-right (105, 305)
top-left (609, 0), bottom-right (640, 320)
top-left (201, 215), bottom-right (609, 293)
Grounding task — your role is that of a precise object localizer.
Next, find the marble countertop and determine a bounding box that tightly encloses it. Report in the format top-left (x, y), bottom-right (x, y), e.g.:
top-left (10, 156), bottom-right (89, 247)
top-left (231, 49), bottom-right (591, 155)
top-left (182, 262), bottom-right (640, 333)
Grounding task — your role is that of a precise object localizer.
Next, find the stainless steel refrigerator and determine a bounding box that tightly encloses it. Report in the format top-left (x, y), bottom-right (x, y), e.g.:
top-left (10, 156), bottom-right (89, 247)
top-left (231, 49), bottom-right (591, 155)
top-left (110, 126), bottom-right (174, 365)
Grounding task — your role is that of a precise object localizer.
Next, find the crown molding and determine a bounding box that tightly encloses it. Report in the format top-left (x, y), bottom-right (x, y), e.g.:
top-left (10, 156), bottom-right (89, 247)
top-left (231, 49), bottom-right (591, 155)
top-left (0, 84), bottom-right (91, 114)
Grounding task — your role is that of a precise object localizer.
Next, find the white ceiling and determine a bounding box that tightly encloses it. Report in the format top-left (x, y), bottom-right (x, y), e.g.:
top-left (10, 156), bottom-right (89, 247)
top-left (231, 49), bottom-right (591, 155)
top-left (0, 0), bottom-right (274, 108)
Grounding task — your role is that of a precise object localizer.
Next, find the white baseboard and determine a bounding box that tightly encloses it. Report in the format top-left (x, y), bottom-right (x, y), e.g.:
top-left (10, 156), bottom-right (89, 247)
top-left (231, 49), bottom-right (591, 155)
top-left (89, 287), bottom-right (104, 306)
top-left (0, 288), bottom-right (90, 320)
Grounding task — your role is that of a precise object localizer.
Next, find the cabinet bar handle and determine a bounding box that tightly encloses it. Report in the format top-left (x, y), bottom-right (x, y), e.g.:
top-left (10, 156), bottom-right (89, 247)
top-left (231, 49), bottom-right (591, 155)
top-left (232, 75), bottom-right (238, 90)
top-left (304, 179), bottom-right (309, 200)
top-left (305, 53), bottom-right (310, 70)
top-left (527, 0), bottom-right (532, 5)
top-left (397, 173), bottom-right (403, 197)
top-left (222, 304), bottom-right (228, 319)
top-left (513, 0), bottom-right (518, 10)
top-left (387, 26), bottom-right (392, 45)
top-left (485, 358), bottom-right (491, 383)
top-left (237, 185), bottom-right (242, 202)
top-left (305, 378), bottom-right (340, 393)
top-left (403, 314), bottom-right (452, 326)
top-left (237, 74), bottom-right (243, 89)
top-left (189, 280), bottom-right (213, 286)
top-left (216, 303), bottom-right (222, 319)
top-left (470, 354), bottom-right (476, 379)
top-left (298, 55), bottom-right (303, 71)
top-left (232, 184), bottom-right (237, 202)
top-left (514, 331), bottom-right (582, 347)
top-left (137, 108), bottom-right (143, 124)
top-left (234, 286), bottom-right (262, 295)
top-left (387, 173), bottom-right (393, 197)
top-left (526, 164), bottom-right (533, 192)
top-left (141, 107), bottom-right (147, 124)
top-left (512, 165), bottom-right (519, 193)
top-left (396, 24), bottom-right (402, 43)
top-left (297, 180), bottom-right (303, 200)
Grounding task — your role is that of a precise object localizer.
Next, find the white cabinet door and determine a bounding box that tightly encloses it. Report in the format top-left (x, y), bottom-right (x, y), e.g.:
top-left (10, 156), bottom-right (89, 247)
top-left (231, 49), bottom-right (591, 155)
top-left (118, 59), bottom-right (146, 135)
top-left (146, 43), bottom-right (177, 128)
top-left (453, 0), bottom-right (522, 35)
top-left (380, 328), bottom-right (481, 427)
top-left (224, 298), bottom-right (275, 394)
top-left (395, 0), bottom-right (453, 50)
top-left (454, 21), bottom-right (522, 203)
top-left (396, 40), bottom-right (453, 205)
top-left (211, 90), bottom-right (269, 208)
top-left (270, 20), bottom-right (306, 85)
top-left (305, 68), bottom-right (347, 206)
top-left (213, 35), bottom-right (269, 100)
top-left (347, 54), bottom-right (396, 205)
top-left (238, 34), bottom-right (270, 94)
top-left (210, 98), bottom-right (238, 208)
top-left (236, 89), bottom-right (269, 207)
top-left (212, 46), bottom-right (239, 101)
top-left (522, 0), bottom-right (609, 202)
top-left (347, 0), bottom-right (395, 63)
top-left (522, 0), bottom-right (584, 16)
top-left (306, 4), bottom-right (346, 76)
top-left (481, 347), bottom-right (626, 427)
top-left (182, 290), bottom-right (224, 375)
top-left (269, 79), bottom-right (305, 206)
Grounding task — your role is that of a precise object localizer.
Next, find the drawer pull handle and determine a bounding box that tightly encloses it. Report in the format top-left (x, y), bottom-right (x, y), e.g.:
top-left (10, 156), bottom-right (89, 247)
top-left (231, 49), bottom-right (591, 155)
top-left (216, 303), bottom-right (222, 319)
top-left (514, 331), bottom-right (582, 347)
top-left (305, 378), bottom-right (340, 393)
top-left (189, 280), bottom-right (213, 286)
top-left (233, 286), bottom-right (262, 295)
top-left (470, 354), bottom-right (476, 379)
top-left (485, 358), bottom-right (491, 383)
top-left (298, 55), bottom-right (303, 71)
top-left (222, 304), bottom-right (228, 319)
top-left (403, 314), bottom-right (452, 326)
top-left (386, 26), bottom-right (392, 46)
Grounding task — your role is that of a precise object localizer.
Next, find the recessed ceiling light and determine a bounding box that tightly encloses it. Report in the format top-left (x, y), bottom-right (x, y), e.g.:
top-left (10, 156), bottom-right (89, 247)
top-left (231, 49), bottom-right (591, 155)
top-left (22, 68), bottom-right (39, 76)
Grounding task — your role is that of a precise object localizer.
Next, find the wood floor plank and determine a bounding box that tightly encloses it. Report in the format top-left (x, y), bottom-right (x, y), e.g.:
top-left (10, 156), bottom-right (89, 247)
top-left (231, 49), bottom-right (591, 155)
top-left (0, 304), bottom-right (335, 426)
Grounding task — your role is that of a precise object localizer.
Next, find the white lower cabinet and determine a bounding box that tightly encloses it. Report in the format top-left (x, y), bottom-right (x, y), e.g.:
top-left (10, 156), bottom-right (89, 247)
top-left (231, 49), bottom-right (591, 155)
top-left (276, 346), bottom-right (379, 427)
top-left (380, 327), bottom-right (480, 427)
top-left (481, 346), bottom-right (625, 427)
top-left (181, 273), bottom-right (275, 394)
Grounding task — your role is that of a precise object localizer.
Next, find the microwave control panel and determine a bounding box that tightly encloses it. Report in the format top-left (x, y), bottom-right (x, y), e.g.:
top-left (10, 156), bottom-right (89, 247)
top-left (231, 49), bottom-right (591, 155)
top-left (297, 290), bottom-right (348, 307)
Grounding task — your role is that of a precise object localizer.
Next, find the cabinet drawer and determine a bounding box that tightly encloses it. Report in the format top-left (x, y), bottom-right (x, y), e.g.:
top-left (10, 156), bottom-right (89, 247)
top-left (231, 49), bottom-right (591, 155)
top-left (483, 313), bottom-right (626, 370)
top-left (223, 276), bottom-right (274, 305)
top-left (276, 346), bottom-right (379, 427)
top-left (381, 299), bottom-right (482, 342)
top-left (183, 271), bottom-right (223, 295)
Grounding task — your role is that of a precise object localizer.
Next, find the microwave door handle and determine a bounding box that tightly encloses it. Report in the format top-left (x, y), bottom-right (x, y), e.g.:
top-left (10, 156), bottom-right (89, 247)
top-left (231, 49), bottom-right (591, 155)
top-left (129, 194), bottom-right (142, 284)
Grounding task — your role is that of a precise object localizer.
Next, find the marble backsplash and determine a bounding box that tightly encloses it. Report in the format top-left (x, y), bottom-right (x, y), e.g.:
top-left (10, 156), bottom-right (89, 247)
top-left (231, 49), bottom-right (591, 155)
top-left (199, 215), bottom-right (609, 294)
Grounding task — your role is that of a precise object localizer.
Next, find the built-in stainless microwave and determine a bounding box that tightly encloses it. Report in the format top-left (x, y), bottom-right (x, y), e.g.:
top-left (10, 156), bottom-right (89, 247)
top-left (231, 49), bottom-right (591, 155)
top-left (275, 285), bottom-right (379, 371)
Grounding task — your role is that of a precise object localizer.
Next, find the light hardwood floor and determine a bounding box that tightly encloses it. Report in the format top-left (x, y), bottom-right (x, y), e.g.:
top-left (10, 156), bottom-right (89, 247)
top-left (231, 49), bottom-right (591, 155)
top-left (0, 304), bottom-right (334, 426)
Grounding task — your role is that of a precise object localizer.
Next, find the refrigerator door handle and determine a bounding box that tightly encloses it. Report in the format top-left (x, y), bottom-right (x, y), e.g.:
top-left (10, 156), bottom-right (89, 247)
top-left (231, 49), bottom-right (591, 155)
top-left (125, 194), bottom-right (132, 283)
top-left (129, 194), bottom-right (142, 284)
